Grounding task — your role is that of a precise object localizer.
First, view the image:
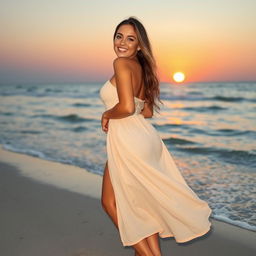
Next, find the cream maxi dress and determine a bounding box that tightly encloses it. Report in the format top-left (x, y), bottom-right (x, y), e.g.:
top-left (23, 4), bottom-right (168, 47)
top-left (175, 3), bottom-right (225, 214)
top-left (99, 79), bottom-right (212, 246)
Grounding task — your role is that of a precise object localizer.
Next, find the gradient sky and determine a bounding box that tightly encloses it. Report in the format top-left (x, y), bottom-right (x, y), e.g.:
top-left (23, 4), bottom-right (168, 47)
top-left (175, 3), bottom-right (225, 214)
top-left (0, 0), bottom-right (255, 83)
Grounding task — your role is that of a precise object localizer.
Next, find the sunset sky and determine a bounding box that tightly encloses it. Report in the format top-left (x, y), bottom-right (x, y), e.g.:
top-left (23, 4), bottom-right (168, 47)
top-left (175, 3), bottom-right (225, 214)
top-left (0, 0), bottom-right (255, 83)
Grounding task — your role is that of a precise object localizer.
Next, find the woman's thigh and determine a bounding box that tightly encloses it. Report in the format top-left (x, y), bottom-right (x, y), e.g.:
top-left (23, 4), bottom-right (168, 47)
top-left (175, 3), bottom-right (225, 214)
top-left (101, 160), bottom-right (116, 207)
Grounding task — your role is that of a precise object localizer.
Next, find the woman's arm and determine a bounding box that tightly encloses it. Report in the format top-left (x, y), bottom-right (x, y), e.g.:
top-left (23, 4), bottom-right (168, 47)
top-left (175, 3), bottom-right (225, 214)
top-left (103, 57), bottom-right (135, 119)
top-left (141, 102), bottom-right (153, 118)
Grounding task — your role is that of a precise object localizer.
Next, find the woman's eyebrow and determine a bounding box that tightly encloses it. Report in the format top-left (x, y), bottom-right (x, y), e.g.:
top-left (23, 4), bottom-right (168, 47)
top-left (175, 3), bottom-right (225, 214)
top-left (116, 32), bottom-right (136, 38)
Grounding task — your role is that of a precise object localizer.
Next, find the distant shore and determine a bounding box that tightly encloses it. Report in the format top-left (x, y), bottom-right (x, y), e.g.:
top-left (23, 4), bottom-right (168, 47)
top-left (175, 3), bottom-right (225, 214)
top-left (0, 146), bottom-right (255, 256)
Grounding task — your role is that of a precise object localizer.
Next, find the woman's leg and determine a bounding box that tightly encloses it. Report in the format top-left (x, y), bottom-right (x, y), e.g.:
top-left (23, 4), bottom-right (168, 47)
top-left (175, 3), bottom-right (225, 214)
top-left (132, 238), bottom-right (155, 256)
top-left (101, 161), bottom-right (155, 256)
top-left (101, 160), bottom-right (118, 229)
top-left (145, 233), bottom-right (162, 256)
top-left (134, 233), bottom-right (162, 256)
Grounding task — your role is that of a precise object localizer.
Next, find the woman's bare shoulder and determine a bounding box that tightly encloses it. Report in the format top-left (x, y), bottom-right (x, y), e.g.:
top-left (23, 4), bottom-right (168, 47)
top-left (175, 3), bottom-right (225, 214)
top-left (113, 57), bottom-right (134, 68)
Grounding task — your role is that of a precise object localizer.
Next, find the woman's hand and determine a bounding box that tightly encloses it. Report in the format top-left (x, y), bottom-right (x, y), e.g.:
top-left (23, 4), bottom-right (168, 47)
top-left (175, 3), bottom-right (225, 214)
top-left (101, 112), bottom-right (109, 133)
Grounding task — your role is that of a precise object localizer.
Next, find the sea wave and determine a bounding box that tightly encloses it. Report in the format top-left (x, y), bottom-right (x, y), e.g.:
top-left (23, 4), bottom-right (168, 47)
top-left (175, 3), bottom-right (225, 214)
top-left (161, 94), bottom-right (255, 103)
top-left (32, 113), bottom-right (95, 123)
top-left (163, 137), bottom-right (196, 145)
top-left (189, 128), bottom-right (256, 137)
top-left (72, 103), bottom-right (91, 107)
top-left (178, 146), bottom-right (256, 167)
top-left (182, 105), bottom-right (227, 111)
top-left (212, 95), bottom-right (245, 102)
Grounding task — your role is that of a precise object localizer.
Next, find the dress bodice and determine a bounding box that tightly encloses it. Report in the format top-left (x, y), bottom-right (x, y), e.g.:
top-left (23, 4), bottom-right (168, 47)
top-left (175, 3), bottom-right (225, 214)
top-left (99, 80), bottom-right (145, 115)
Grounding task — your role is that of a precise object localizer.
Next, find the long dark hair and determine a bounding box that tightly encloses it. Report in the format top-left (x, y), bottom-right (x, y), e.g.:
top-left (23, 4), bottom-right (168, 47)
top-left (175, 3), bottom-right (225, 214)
top-left (113, 16), bottom-right (163, 113)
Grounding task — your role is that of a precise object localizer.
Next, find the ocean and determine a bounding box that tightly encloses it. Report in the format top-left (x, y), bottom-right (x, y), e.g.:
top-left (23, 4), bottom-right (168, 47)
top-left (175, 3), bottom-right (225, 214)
top-left (0, 80), bottom-right (255, 232)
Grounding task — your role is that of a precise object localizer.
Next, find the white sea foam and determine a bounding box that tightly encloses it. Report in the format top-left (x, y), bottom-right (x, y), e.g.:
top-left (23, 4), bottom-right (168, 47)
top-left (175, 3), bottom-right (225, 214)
top-left (212, 214), bottom-right (256, 232)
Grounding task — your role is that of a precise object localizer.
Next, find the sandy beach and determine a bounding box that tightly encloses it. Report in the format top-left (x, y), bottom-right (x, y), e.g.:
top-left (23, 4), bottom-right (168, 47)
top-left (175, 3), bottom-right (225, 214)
top-left (0, 145), bottom-right (255, 256)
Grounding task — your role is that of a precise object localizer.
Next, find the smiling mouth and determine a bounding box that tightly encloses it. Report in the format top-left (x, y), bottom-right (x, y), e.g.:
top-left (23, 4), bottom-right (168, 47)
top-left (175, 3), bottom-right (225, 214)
top-left (117, 47), bottom-right (128, 52)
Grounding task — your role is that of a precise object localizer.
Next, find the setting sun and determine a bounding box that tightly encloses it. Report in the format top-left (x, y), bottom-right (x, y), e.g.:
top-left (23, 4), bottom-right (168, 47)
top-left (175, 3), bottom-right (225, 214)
top-left (173, 72), bottom-right (186, 83)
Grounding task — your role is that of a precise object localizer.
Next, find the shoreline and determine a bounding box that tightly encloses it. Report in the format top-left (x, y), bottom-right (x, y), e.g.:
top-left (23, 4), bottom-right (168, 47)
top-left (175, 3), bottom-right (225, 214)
top-left (0, 144), bottom-right (102, 199)
top-left (1, 144), bottom-right (255, 232)
top-left (0, 145), bottom-right (256, 255)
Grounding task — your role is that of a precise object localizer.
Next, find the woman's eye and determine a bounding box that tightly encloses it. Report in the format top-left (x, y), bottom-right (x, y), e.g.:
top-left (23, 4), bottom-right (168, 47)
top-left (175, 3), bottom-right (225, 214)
top-left (116, 35), bottom-right (121, 39)
top-left (129, 38), bottom-right (134, 41)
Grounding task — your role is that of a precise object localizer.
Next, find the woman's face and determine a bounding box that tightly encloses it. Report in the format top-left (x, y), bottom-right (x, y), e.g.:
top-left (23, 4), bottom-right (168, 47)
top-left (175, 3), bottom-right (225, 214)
top-left (113, 24), bottom-right (140, 60)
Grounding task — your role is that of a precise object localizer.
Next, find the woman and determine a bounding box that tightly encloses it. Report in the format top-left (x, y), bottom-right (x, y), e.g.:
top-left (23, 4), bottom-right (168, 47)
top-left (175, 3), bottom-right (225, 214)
top-left (99, 16), bottom-right (212, 256)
